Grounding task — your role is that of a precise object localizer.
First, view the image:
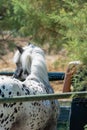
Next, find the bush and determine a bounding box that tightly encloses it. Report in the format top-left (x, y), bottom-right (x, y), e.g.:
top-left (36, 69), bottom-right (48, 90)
top-left (0, 0), bottom-right (87, 55)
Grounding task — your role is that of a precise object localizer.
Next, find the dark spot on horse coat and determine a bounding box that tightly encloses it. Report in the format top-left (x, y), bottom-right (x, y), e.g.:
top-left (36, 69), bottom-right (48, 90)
top-left (0, 89), bottom-right (2, 94)
top-left (32, 102), bottom-right (40, 106)
top-left (17, 91), bottom-right (20, 96)
top-left (9, 103), bottom-right (16, 107)
top-left (31, 123), bottom-right (34, 129)
top-left (0, 88), bottom-right (4, 97)
top-left (4, 116), bottom-right (9, 121)
top-left (6, 128), bottom-right (9, 130)
top-left (2, 85), bottom-right (5, 89)
top-left (14, 108), bottom-right (18, 113)
top-left (9, 91), bottom-right (12, 95)
top-left (25, 88), bottom-right (30, 95)
top-left (0, 113), bottom-right (3, 118)
top-left (22, 84), bottom-right (26, 88)
top-left (10, 114), bottom-right (15, 121)
top-left (10, 114), bottom-right (14, 117)
top-left (5, 121), bottom-right (9, 125)
top-left (19, 102), bottom-right (22, 105)
top-left (3, 103), bottom-right (8, 107)
top-left (22, 87), bottom-right (24, 91)
top-left (2, 93), bottom-right (4, 97)
top-left (1, 119), bottom-right (4, 124)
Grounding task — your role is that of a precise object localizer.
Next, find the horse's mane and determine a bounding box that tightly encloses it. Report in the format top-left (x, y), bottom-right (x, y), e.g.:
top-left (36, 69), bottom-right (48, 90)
top-left (13, 50), bottom-right (21, 64)
top-left (27, 46), bottom-right (49, 84)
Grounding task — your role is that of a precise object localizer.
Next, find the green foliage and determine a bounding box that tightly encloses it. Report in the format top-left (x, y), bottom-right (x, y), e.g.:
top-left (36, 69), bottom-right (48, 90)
top-left (0, 0), bottom-right (87, 55)
top-left (0, 1), bottom-right (14, 30)
top-left (84, 125), bottom-right (87, 130)
top-left (57, 122), bottom-right (69, 130)
top-left (63, 1), bottom-right (87, 63)
top-left (72, 65), bottom-right (87, 93)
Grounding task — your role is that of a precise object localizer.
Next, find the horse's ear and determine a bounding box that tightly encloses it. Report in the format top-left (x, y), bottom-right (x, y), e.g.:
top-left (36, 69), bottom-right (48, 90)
top-left (28, 43), bottom-right (35, 48)
top-left (16, 46), bottom-right (24, 54)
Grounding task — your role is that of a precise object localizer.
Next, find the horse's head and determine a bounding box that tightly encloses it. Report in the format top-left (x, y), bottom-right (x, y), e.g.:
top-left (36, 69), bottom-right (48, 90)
top-left (13, 43), bottom-right (49, 84)
top-left (13, 44), bottom-right (35, 80)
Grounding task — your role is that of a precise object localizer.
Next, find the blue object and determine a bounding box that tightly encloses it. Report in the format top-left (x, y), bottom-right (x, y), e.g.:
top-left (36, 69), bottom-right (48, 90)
top-left (0, 71), bottom-right (65, 81)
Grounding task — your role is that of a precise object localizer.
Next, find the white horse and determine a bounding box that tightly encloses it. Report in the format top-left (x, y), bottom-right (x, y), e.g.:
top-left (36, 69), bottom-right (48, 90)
top-left (0, 44), bottom-right (59, 130)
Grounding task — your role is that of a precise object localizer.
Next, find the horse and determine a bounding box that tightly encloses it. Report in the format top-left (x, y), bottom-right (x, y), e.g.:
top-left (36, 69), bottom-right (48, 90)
top-left (0, 44), bottom-right (59, 130)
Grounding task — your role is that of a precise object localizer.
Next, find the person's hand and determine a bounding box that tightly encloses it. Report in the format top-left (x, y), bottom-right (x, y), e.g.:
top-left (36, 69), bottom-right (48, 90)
top-left (66, 61), bottom-right (81, 78)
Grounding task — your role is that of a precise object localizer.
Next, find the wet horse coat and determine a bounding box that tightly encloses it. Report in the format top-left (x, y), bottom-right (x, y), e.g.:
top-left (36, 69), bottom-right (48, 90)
top-left (0, 44), bottom-right (59, 130)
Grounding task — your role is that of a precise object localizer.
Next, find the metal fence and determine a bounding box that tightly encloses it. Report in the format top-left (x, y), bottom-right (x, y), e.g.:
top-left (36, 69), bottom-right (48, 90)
top-left (0, 71), bottom-right (87, 103)
top-left (0, 91), bottom-right (87, 103)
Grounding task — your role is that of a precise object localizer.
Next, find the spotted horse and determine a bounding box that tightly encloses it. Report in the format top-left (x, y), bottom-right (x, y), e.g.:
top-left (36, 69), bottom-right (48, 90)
top-left (0, 44), bottom-right (60, 130)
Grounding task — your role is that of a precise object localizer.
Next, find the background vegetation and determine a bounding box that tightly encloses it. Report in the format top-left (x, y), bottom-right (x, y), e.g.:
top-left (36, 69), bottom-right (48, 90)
top-left (0, 0), bottom-right (87, 62)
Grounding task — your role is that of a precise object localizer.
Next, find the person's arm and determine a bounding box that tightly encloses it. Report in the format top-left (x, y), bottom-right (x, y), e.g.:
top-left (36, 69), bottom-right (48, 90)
top-left (63, 72), bottom-right (72, 92)
top-left (63, 61), bottom-right (79, 92)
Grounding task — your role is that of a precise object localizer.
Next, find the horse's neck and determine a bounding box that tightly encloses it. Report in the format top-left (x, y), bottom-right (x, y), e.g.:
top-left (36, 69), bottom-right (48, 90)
top-left (27, 54), bottom-right (49, 84)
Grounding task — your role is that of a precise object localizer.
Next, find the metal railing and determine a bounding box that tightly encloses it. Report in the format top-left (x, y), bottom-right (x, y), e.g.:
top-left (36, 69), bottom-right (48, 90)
top-left (0, 71), bottom-right (87, 104)
top-left (0, 91), bottom-right (87, 103)
top-left (0, 71), bottom-right (65, 80)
